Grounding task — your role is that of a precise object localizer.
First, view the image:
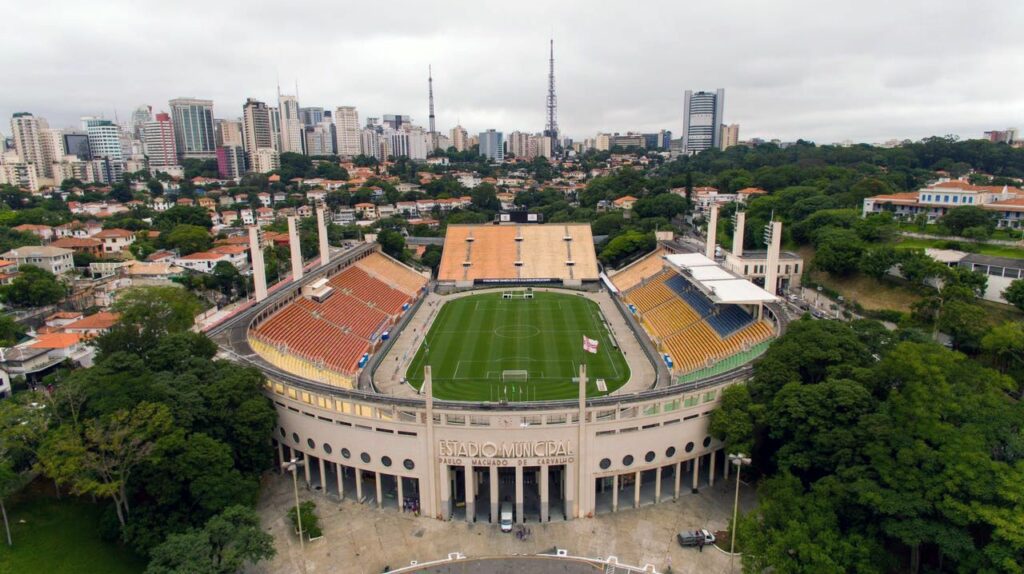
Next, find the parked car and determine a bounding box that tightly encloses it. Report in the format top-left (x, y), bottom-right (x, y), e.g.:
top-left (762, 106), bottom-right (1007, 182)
top-left (677, 529), bottom-right (716, 547)
top-left (500, 502), bottom-right (514, 532)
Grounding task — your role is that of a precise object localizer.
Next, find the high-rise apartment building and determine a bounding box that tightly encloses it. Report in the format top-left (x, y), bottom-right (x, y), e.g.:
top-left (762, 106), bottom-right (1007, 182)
top-left (269, 107), bottom-right (281, 151)
top-left (43, 129), bottom-right (65, 165)
top-left (82, 117), bottom-right (123, 161)
top-left (0, 152), bottom-right (40, 191)
top-left (720, 124), bottom-right (739, 150)
top-left (450, 125), bottom-right (468, 152)
top-left (216, 146), bottom-right (246, 179)
top-left (304, 121), bottom-right (335, 156)
top-left (682, 89), bottom-right (725, 155)
top-left (216, 119), bottom-right (244, 148)
top-left (595, 133), bottom-right (611, 151)
top-left (383, 115), bottom-right (411, 130)
top-left (479, 129), bottom-right (504, 162)
top-left (242, 98), bottom-right (274, 169)
top-left (642, 130), bottom-right (673, 150)
top-left (10, 112), bottom-right (54, 178)
top-left (252, 147), bottom-right (280, 174)
top-left (334, 106), bottom-right (361, 157)
top-left (278, 94), bottom-right (304, 154)
top-left (360, 128), bottom-right (382, 160)
top-left (507, 131), bottom-right (532, 159)
top-left (142, 113), bottom-right (177, 167)
top-left (168, 98), bottom-right (216, 159)
top-left (984, 128), bottom-right (1019, 144)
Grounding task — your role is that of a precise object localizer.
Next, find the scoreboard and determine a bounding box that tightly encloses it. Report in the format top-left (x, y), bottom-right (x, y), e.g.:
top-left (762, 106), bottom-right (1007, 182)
top-left (496, 212), bottom-right (544, 224)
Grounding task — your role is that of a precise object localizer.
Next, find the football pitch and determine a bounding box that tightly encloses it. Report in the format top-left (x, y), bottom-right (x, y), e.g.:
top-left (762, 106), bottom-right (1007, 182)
top-left (405, 291), bottom-right (630, 401)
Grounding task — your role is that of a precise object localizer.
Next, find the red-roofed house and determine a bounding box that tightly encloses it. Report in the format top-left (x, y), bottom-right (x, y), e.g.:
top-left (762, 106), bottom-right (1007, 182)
top-left (93, 228), bottom-right (136, 256)
top-left (63, 312), bottom-right (119, 337)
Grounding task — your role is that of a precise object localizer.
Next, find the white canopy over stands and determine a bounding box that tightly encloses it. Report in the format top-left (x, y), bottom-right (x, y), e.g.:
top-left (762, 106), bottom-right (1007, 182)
top-left (663, 253), bottom-right (778, 305)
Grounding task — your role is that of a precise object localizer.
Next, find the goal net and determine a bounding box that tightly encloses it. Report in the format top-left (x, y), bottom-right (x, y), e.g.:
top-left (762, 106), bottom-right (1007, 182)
top-left (501, 290), bottom-right (534, 300)
top-left (501, 370), bottom-right (529, 383)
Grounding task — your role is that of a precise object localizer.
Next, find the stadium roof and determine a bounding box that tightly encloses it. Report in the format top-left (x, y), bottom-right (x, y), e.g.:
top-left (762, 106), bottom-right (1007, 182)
top-left (664, 253), bottom-right (778, 305)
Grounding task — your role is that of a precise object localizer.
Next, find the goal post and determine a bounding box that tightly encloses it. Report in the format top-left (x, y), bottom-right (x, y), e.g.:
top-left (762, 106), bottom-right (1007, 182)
top-left (501, 290), bottom-right (535, 300)
top-left (501, 370), bottom-right (529, 384)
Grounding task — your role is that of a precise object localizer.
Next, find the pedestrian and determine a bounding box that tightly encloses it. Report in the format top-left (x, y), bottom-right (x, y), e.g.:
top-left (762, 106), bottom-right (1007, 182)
top-left (698, 537), bottom-right (704, 552)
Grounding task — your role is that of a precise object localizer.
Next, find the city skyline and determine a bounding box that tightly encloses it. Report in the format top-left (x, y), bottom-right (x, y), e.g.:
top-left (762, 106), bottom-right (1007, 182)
top-left (2, 1), bottom-right (1023, 144)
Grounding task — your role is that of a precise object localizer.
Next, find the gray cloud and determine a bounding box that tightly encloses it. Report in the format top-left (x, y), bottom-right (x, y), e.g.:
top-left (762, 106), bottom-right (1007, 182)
top-left (1, 0), bottom-right (1022, 144)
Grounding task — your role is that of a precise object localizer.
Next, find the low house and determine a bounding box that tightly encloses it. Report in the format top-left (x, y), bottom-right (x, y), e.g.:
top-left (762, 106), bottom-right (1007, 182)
top-left (93, 228), bottom-right (136, 257)
top-left (1, 245), bottom-right (74, 275)
top-left (174, 251), bottom-right (230, 273)
top-left (12, 224), bottom-right (54, 241)
top-left (63, 312), bottom-right (119, 338)
top-left (612, 195), bottom-right (638, 210)
top-left (50, 237), bottom-right (103, 258)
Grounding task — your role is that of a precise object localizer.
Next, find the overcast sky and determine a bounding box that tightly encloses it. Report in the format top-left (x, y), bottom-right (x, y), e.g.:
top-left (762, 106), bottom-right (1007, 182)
top-left (2, 0), bottom-right (1022, 144)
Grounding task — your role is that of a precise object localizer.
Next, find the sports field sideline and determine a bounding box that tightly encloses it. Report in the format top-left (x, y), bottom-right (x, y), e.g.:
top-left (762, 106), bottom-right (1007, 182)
top-left (405, 291), bottom-right (630, 401)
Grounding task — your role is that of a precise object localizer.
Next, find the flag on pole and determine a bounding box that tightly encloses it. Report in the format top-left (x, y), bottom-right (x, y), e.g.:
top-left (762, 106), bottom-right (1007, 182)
top-left (583, 335), bottom-right (599, 354)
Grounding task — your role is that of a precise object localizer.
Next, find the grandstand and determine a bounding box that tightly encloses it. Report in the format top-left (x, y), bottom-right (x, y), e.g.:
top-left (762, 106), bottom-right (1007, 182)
top-left (249, 250), bottom-right (427, 383)
top-left (624, 265), bottom-right (776, 375)
top-left (437, 223), bottom-right (599, 286)
top-left (607, 248), bottom-right (665, 292)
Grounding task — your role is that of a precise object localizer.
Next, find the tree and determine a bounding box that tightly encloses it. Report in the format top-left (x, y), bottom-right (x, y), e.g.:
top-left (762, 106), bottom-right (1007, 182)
top-left (599, 230), bottom-right (655, 267)
top-left (936, 299), bottom-right (988, 352)
top-left (154, 206), bottom-right (213, 230)
top-left (377, 229), bottom-right (406, 260)
top-left (0, 265), bottom-right (67, 308)
top-left (858, 245), bottom-right (898, 280)
top-left (287, 500), bottom-right (322, 539)
top-left (145, 505), bottom-right (275, 574)
top-left (39, 402), bottom-right (172, 528)
top-left (938, 206), bottom-right (995, 236)
top-left (163, 224), bottom-right (212, 255)
top-left (812, 228), bottom-right (864, 276)
top-left (470, 183), bottom-right (500, 212)
top-left (1002, 278), bottom-right (1024, 312)
top-left (708, 384), bottom-right (756, 455)
top-left (632, 193), bottom-right (688, 219)
top-left (112, 286), bottom-right (202, 335)
top-left (419, 245), bottom-right (442, 271)
top-left (0, 315), bottom-right (25, 347)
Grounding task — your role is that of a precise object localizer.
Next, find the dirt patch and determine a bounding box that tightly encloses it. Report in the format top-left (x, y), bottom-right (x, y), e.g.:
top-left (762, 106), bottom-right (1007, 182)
top-left (810, 272), bottom-right (924, 313)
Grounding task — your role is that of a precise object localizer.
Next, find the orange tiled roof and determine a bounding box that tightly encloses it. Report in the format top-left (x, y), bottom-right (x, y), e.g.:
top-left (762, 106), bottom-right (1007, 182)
top-left (64, 312), bottom-right (119, 331)
top-left (30, 333), bottom-right (81, 349)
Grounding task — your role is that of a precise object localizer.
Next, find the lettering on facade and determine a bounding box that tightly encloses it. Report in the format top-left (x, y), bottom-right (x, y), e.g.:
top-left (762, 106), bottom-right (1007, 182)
top-left (437, 440), bottom-right (574, 462)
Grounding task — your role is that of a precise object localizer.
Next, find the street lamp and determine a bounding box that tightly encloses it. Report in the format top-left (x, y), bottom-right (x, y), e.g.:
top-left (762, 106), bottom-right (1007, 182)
top-left (728, 453), bottom-right (752, 573)
top-left (281, 458), bottom-right (307, 573)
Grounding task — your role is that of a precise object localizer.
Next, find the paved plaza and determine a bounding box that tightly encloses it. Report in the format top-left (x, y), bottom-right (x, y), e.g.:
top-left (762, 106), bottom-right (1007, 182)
top-left (249, 471), bottom-right (756, 574)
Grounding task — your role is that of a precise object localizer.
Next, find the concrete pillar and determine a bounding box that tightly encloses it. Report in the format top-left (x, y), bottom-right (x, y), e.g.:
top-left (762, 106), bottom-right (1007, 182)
top-left (287, 215), bottom-right (303, 281)
top-left (375, 472), bottom-right (383, 509)
top-left (691, 456), bottom-right (700, 493)
top-left (515, 465), bottom-right (524, 524)
top-left (489, 466), bottom-right (499, 523)
top-left (423, 367), bottom-right (439, 519)
top-left (277, 441), bottom-right (285, 473)
top-left (301, 452), bottom-right (311, 485)
top-left (575, 364), bottom-right (587, 519)
top-left (565, 462), bottom-right (575, 519)
top-left (612, 474), bottom-right (619, 512)
top-left (764, 220), bottom-right (782, 295)
top-left (709, 451), bottom-right (717, 487)
top-left (674, 461), bottom-right (681, 500)
top-left (464, 465), bottom-right (474, 522)
top-left (655, 466), bottom-right (662, 502)
top-left (724, 453), bottom-right (730, 481)
top-left (634, 471), bottom-right (641, 509)
top-left (439, 463), bottom-right (450, 520)
top-left (355, 467), bottom-right (363, 501)
top-left (316, 203), bottom-right (330, 267)
top-left (733, 211), bottom-right (745, 257)
top-left (337, 463), bottom-right (344, 499)
top-left (540, 465), bottom-right (550, 522)
top-left (706, 204), bottom-right (719, 260)
top-left (248, 226), bottom-right (267, 301)
top-left (397, 475), bottom-right (404, 510)
top-left (318, 457), bottom-right (326, 491)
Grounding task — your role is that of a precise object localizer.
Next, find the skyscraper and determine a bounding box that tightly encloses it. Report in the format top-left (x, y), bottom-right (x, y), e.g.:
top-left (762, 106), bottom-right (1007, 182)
top-left (383, 115), bottom-right (411, 130)
top-left (216, 146), bottom-right (246, 179)
top-left (278, 94), bottom-right (304, 154)
top-left (215, 119), bottom-right (244, 148)
top-left (63, 133), bottom-right (90, 160)
top-left (479, 129), bottom-right (504, 162)
top-left (720, 124), bottom-right (739, 150)
top-left (450, 125), bottom-right (468, 152)
top-left (242, 98), bottom-right (274, 169)
top-left (682, 89), bottom-right (725, 155)
top-left (168, 98), bottom-right (216, 159)
top-left (334, 106), bottom-right (361, 157)
top-left (130, 105), bottom-right (152, 138)
top-left (299, 107), bottom-right (324, 127)
top-left (143, 113), bottom-right (177, 167)
top-left (82, 117), bottom-right (123, 161)
top-left (10, 112), bottom-right (54, 178)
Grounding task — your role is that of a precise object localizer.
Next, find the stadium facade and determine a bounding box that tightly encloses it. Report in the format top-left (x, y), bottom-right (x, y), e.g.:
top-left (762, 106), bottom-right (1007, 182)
top-left (210, 218), bottom-right (787, 523)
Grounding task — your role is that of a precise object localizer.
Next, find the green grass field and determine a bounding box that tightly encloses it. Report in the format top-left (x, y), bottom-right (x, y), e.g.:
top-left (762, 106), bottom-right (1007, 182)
top-left (0, 486), bottom-right (147, 574)
top-left (406, 291), bottom-right (630, 401)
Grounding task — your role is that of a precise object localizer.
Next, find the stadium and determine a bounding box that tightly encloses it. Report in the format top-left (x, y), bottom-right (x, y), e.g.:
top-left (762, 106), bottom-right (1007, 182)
top-left (211, 210), bottom-right (786, 524)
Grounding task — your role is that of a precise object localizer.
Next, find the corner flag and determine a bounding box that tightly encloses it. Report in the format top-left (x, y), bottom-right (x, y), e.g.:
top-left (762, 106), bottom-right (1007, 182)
top-left (583, 336), bottom-right (599, 354)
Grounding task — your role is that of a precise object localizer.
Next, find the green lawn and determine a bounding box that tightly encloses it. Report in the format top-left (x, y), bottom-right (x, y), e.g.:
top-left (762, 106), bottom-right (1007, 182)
top-left (0, 487), bottom-right (147, 574)
top-left (406, 291), bottom-right (630, 401)
top-left (895, 237), bottom-right (1024, 259)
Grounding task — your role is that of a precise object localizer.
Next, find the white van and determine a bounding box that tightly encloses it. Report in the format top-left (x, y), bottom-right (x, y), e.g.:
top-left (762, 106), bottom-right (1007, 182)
top-left (499, 502), bottom-right (514, 532)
